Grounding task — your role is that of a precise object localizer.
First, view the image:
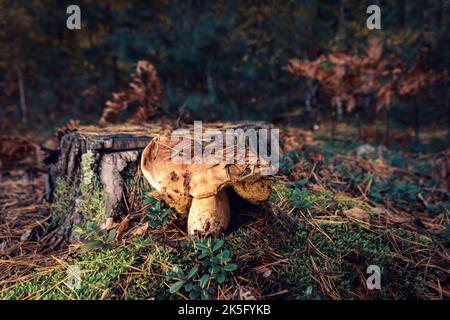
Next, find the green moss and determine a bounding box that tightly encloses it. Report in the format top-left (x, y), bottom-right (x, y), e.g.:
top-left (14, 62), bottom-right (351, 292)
top-left (49, 151), bottom-right (106, 232)
top-left (271, 183), bottom-right (357, 215)
top-left (124, 244), bottom-right (181, 300)
top-left (1, 234), bottom-right (240, 300)
top-left (80, 150), bottom-right (105, 223)
top-left (274, 222), bottom-right (440, 299)
top-left (1, 239), bottom-right (151, 300)
top-left (226, 228), bottom-right (269, 266)
top-left (51, 177), bottom-right (76, 226)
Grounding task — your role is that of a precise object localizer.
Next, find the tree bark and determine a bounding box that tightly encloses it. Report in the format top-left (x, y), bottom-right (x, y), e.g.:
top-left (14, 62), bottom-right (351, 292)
top-left (15, 60), bottom-right (27, 124)
top-left (47, 124), bottom-right (166, 243)
top-left (413, 97), bottom-right (420, 144)
top-left (331, 109), bottom-right (337, 142)
top-left (384, 106), bottom-right (390, 146)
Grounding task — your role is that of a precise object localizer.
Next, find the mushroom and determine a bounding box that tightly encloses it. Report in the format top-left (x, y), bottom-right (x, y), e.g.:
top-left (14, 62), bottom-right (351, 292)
top-left (141, 135), bottom-right (272, 236)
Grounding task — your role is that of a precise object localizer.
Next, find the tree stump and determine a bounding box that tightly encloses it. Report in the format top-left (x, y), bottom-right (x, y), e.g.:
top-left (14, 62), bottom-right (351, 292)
top-left (47, 124), bottom-right (171, 243)
top-left (48, 122), bottom-right (270, 244)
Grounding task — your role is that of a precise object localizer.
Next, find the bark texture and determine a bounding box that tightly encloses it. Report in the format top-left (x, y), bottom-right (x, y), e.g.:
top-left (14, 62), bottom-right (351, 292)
top-left (48, 124), bottom-right (169, 242)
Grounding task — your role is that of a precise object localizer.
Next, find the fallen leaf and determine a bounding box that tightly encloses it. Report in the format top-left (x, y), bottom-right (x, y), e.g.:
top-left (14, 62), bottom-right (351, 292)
top-left (114, 215), bottom-right (132, 241)
top-left (102, 217), bottom-right (119, 231)
top-left (342, 207), bottom-right (369, 222)
top-left (131, 223), bottom-right (149, 237)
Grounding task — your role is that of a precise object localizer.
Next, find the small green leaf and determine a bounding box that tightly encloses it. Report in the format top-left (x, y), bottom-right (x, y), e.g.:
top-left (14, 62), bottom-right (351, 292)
top-left (187, 266), bottom-right (198, 279)
top-left (198, 252), bottom-right (208, 259)
top-left (143, 197), bottom-right (155, 205)
top-left (201, 291), bottom-right (209, 300)
top-left (221, 249), bottom-right (230, 261)
top-left (195, 243), bottom-right (209, 252)
top-left (169, 280), bottom-right (186, 293)
top-left (184, 282), bottom-right (194, 292)
top-left (199, 274), bottom-right (210, 289)
top-left (212, 239), bottom-right (224, 252)
top-left (305, 285), bottom-right (313, 296)
top-left (193, 285), bottom-right (202, 291)
top-left (149, 220), bottom-right (159, 228)
top-left (217, 272), bottom-right (226, 284)
top-left (175, 268), bottom-right (185, 278)
top-left (210, 256), bottom-right (220, 264)
top-left (208, 287), bottom-right (216, 295)
top-left (161, 209), bottom-right (170, 217)
top-left (107, 229), bottom-right (116, 242)
top-left (210, 265), bottom-right (221, 275)
top-left (223, 264), bottom-right (238, 272)
top-left (189, 290), bottom-right (201, 299)
top-left (83, 239), bottom-right (104, 251)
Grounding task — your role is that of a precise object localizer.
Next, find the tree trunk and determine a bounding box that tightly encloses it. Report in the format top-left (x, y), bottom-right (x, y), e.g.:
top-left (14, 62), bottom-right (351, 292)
top-left (336, 0), bottom-right (346, 45)
top-left (331, 109), bottom-right (336, 142)
top-left (413, 97), bottom-right (420, 144)
top-left (305, 79), bottom-right (318, 129)
top-left (443, 1), bottom-right (450, 144)
top-left (46, 124), bottom-right (163, 244)
top-left (15, 59), bottom-right (27, 125)
top-left (447, 86), bottom-right (450, 144)
top-left (384, 106), bottom-right (390, 146)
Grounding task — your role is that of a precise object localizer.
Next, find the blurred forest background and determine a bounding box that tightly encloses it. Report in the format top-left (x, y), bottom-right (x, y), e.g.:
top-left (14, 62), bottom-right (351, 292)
top-left (0, 0), bottom-right (449, 144)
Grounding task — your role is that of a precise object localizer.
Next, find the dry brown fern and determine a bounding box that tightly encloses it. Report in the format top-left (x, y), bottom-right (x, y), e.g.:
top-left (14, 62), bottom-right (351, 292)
top-left (55, 119), bottom-right (80, 138)
top-left (99, 60), bottom-right (163, 125)
top-left (286, 37), bottom-right (447, 114)
top-left (0, 135), bottom-right (38, 169)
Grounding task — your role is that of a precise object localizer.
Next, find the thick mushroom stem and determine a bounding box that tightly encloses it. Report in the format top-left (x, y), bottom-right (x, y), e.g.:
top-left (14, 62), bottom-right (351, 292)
top-left (187, 190), bottom-right (230, 236)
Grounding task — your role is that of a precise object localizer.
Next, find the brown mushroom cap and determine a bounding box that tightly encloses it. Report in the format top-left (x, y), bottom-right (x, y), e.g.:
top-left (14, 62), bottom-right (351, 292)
top-left (231, 175), bottom-right (272, 204)
top-left (141, 135), bottom-right (272, 206)
top-left (141, 136), bottom-right (189, 214)
top-left (141, 136), bottom-right (234, 214)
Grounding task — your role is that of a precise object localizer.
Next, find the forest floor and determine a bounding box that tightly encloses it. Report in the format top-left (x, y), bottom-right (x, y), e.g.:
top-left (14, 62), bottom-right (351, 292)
top-left (0, 123), bottom-right (449, 300)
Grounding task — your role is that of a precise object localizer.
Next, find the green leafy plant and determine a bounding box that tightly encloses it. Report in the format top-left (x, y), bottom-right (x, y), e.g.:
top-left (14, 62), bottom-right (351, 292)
top-left (73, 221), bottom-right (116, 251)
top-left (168, 238), bottom-right (238, 300)
top-left (50, 177), bottom-right (76, 228)
top-left (80, 151), bottom-right (105, 223)
top-left (296, 285), bottom-right (321, 300)
top-left (279, 151), bottom-right (301, 175)
top-left (144, 197), bottom-right (175, 228)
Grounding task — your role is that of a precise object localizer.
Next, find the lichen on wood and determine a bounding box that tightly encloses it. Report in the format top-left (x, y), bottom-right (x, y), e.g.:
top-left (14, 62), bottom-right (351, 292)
top-left (48, 124), bottom-right (164, 243)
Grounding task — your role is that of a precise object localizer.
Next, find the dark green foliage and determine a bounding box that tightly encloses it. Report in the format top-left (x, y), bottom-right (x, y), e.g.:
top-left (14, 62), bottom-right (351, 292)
top-left (73, 220), bottom-right (116, 251)
top-left (288, 140), bottom-right (450, 217)
top-left (50, 177), bottom-right (76, 228)
top-left (144, 197), bottom-right (176, 229)
top-left (1, 1), bottom-right (448, 134)
top-left (0, 239), bottom-right (150, 300)
top-left (275, 222), bottom-right (439, 300)
top-left (168, 237), bottom-right (238, 300)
